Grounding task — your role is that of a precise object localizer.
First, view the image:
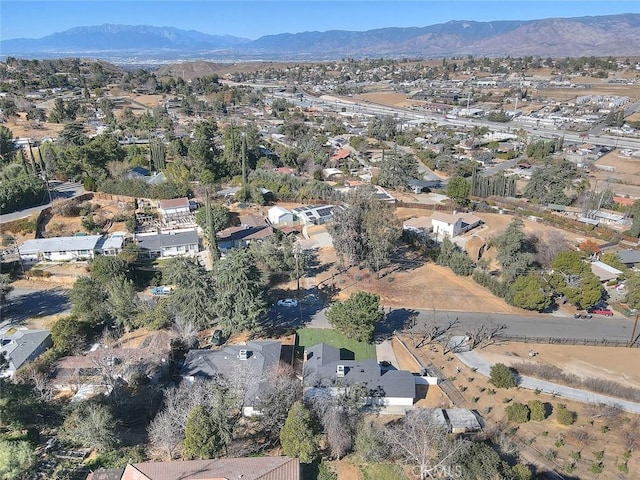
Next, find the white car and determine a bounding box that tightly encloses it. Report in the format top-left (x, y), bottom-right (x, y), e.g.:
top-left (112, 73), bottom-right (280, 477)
top-left (277, 298), bottom-right (298, 308)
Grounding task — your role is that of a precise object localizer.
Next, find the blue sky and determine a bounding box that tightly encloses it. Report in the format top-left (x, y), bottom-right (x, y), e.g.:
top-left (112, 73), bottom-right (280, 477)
top-left (1, 1), bottom-right (638, 41)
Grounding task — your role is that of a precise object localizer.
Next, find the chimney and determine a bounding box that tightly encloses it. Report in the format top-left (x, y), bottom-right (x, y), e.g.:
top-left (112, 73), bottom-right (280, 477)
top-left (238, 349), bottom-right (248, 360)
top-left (336, 365), bottom-right (345, 378)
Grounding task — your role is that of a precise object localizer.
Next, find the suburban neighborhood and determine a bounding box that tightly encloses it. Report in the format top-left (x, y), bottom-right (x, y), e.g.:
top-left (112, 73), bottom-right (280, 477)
top-left (1, 10), bottom-right (640, 480)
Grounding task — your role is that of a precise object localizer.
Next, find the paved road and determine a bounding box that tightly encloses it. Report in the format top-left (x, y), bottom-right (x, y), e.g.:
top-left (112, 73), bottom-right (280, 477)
top-left (1, 287), bottom-right (71, 328)
top-left (266, 302), bottom-right (637, 344)
top-left (0, 181), bottom-right (84, 224)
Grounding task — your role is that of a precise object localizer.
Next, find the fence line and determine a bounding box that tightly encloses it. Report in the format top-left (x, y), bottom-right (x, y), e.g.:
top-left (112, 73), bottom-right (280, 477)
top-left (496, 334), bottom-right (638, 348)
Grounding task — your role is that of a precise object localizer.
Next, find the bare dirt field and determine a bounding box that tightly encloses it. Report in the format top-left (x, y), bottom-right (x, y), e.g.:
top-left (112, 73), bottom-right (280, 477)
top-left (355, 91), bottom-right (415, 108)
top-left (4, 113), bottom-right (65, 139)
top-left (594, 151), bottom-right (640, 198)
top-left (407, 338), bottom-right (640, 479)
top-left (478, 342), bottom-right (640, 389)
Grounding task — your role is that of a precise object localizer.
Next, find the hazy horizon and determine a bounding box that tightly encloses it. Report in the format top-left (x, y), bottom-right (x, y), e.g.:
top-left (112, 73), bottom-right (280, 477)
top-left (1, 0), bottom-right (638, 41)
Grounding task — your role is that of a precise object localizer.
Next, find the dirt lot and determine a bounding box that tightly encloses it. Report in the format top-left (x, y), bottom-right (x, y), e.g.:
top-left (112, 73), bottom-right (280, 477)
top-left (407, 338), bottom-right (640, 479)
top-left (594, 150), bottom-right (640, 198)
top-left (4, 113), bottom-right (65, 139)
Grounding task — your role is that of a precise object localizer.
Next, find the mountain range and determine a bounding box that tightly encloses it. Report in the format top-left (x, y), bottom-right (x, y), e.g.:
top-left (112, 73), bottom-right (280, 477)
top-left (2, 14), bottom-right (640, 62)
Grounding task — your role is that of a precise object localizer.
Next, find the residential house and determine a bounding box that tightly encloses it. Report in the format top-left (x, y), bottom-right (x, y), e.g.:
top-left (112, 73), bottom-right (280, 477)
top-left (590, 261), bottom-right (623, 283)
top-left (87, 456), bottom-right (301, 480)
top-left (95, 232), bottom-right (126, 256)
top-left (51, 331), bottom-right (171, 399)
top-left (268, 206), bottom-right (296, 226)
top-left (135, 230), bottom-right (200, 258)
top-left (617, 250), bottom-right (640, 269)
top-left (157, 197), bottom-right (190, 220)
top-left (18, 235), bottom-right (103, 262)
top-left (303, 343), bottom-right (416, 407)
top-left (0, 329), bottom-right (52, 378)
top-left (403, 216), bottom-right (433, 236)
top-left (217, 225), bottom-right (274, 250)
top-left (408, 178), bottom-right (441, 194)
top-left (181, 341), bottom-right (282, 416)
top-left (292, 205), bottom-right (336, 226)
top-left (431, 212), bottom-right (482, 241)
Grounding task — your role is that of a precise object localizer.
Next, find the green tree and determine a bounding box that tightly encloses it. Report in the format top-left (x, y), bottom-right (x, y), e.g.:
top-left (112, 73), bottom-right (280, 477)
top-left (457, 441), bottom-right (512, 480)
top-left (494, 218), bottom-right (536, 282)
top-left (69, 277), bottom-right (110, 325)
top-left (183, 405), bottom-right (223, 459)
top-left (213, 248), bottom-right (268, 333)
top-left (106, 275), bottom-right (139, 330)
top-left (280, 401), bottom-right (319, 464)
top-left (624, 273), bottom-right (640, 310)
top-left (549, 251), bottom-right (603, 309)
top-left (489, 363), bottom-right (517, 389)
top-left (90, 255), bottom-right (128, 284)
top-left (528, 400), bottom-right (547, 421)
top-left (51, 315), bottom-right (92, 355)
top-left (378, 151), bottom-right (419, 188)
top-left (60, 402), bottom-right (118, 452)
top-left (506, 402), bottom-right (530, 423)
top-left (0, 274), bottom-right (13, 305)
top-left (555, 404), bottom-right (575, 425)
top-left (511, 275), bottom-right (550, 311)
top-left (195, 203), bottom-right (231, 234)
top-left (523, 159), bottom-right (577, 205)
top-left (328, 186), bottom-right (401, 272)
top-left (512, 463), bottom-right (534, 480)
top-left (447, 176), bottom-right (471, 206)
top-left (164, 258), bottom-right (217, 329)
top-left (0, 126), bottom-right (17, 165)
top-left (0, 440), bottom-right (35, 480)
top-left (327, 291), bottom-right (383, 343)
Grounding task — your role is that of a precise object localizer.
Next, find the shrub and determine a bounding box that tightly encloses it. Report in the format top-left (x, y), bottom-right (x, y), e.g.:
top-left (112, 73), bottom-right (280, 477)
top-left (490, 363), bottom-right (517, 389)
top-left (589, 462), bottom-right (603, 474)
top-left (512, 463), bottom-right (533, 480)
top-left (528, 400), bottom-right (546, 421)
top-left (506, 402), bottom-right (530, 423)
top-left (555, 404), bottom-right (576, 426)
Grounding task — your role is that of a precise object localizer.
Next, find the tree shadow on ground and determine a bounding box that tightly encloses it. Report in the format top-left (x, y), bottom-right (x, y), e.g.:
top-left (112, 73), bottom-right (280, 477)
top-left (4, 288), bottom-right (70, 324)
top-left (374, 307), bottom-right (418, 343)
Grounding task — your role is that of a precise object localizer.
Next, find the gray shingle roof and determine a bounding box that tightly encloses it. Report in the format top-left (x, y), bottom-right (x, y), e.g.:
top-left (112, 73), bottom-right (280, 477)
top-left (0, 329), bottom-right (51, 372)
top-left (135, 230), bottom-right (199, 252)
top-left (617, 250), bottom-right (640, 265)
top-left (304, 343), bottom-right (415, 399)
top-left (181, 341), bottom-right (282, 408)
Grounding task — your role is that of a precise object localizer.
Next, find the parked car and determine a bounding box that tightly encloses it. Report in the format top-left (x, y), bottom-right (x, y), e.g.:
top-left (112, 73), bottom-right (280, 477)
top-left (210, 329), bottom-right (224, 346)
top-left (151, 286), bottom-right (172, 296)
top-left (573, 312), bottom-right (593, 319)
top-left (588, 307), bottom-right (614, 316)
top-left (276, 298), bottom-right (298, 308)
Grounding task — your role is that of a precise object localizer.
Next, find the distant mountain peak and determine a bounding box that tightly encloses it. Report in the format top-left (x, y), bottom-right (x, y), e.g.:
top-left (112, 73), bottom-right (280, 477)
top-left (1, 13), bottom-right (638, 62)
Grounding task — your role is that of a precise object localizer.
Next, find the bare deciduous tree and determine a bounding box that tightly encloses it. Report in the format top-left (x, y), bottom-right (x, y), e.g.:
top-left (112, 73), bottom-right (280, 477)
top-left (171, 317), bottom-right (199, 349)
top-left (407, 312), bottom-right (460, 349)
top-left (385, 409), bottom-right (468, 479)
top-left (466, 321), bottom-right (506, 349)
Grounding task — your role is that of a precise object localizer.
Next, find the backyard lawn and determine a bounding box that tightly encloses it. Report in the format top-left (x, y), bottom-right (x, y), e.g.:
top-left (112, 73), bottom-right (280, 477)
top-left (296, 328), bottom-right (376, 360)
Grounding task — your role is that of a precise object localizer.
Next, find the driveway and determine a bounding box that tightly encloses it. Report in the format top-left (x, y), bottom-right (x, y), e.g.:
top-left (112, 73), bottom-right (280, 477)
top-left (1, 287), bottom-right (71, 328)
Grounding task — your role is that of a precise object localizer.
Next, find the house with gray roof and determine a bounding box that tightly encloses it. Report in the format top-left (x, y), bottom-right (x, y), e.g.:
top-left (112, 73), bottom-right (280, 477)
top-left (19, 235), bottom-right (103, 262)
top-left (181, 341), bottom-right (282, 416)
top-left (0, 329), bottom-right (52, 378)
top-left (303, 343), bottom-right (415, 407)
top-left (617, 250), bottom-right (640, 269)
top-left (134, 229), bottom-right (199, 258)
top-left (292, 205), bottom-right (336, 226)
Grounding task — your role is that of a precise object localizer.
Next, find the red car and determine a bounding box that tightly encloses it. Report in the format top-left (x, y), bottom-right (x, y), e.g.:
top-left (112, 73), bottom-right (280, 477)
top-left (588, 308), bottom-right (614, 316)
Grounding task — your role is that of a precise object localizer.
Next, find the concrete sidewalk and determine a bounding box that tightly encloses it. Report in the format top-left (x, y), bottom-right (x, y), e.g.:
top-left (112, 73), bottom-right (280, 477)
top-left (453, 340), bottom-right (640, 414)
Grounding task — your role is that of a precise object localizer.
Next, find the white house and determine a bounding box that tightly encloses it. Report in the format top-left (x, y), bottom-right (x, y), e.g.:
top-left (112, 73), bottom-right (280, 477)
top-left (303, 343), bottom-right (416, 408)
top-left (157, 197), bottom-right (190, 219)
top-left (95, 232), bottom-right (126, 256)
top-left (268, 206), bottom-right (295, 226)
top-left (403, 216), bottom-right (433, 236)
top-left (292, 205), bottom-right (336, 226)
top-left (431, 212), bottom-right (482, 241)
top-left (135, 229), bottom-right (200, 259)
top-left (18, 235), bottom-right (103, 262)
